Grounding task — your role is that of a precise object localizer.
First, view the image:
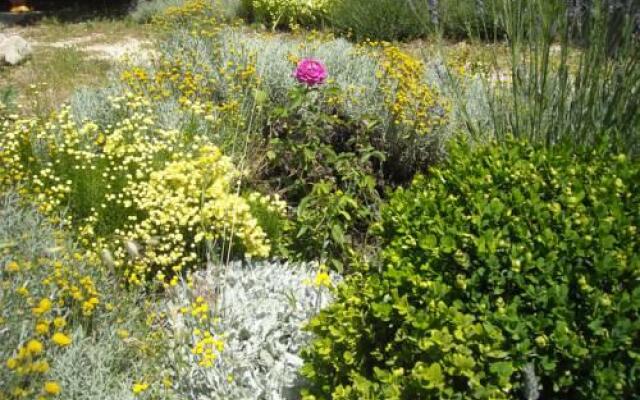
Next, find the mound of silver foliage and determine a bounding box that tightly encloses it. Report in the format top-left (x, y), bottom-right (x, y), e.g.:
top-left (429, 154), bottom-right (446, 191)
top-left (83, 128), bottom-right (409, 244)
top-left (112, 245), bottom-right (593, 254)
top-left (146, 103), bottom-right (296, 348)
top-left (168, 261), bottom-right (339, 400)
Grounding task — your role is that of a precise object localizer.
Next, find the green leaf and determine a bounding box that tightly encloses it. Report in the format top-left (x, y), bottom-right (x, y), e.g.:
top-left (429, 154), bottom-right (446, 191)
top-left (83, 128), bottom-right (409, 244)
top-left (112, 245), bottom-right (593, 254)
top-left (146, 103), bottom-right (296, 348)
top-left (489, 361), bottom-right (514, 385)
top-left (441, 235), bottom-right (456, 253)
top-left (489, 198), bottom-right (505, 215)
top-left (371, 302), bottom-right (393, 321)
top-left (331, 224), bottom-right (345, 245)
top-left (412, 362), bottom-right (445, 389)
top-left (451, 353), bottom-right (476, 372)
top-left (330, 259), bottom-right (344, 274)
top-left (419, 234), bottom-right (438, 250)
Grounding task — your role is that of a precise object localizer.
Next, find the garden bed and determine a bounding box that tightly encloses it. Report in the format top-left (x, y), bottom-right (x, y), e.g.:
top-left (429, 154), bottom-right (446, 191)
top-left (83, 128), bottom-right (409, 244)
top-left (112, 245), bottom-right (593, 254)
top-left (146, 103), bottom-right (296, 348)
top-left (1, 0), bottom-right (639, 399)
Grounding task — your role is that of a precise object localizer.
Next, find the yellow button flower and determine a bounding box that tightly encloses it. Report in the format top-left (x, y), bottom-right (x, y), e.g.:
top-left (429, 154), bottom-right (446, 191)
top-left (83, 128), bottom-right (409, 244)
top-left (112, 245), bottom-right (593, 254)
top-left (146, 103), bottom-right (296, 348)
top-left (35, 322), bottom-right (50, 335)
top-left (132, 382), bottom-right (149, 394)
top-left (313, 271), bottom-right (332, 288)
top-left (53, 317), bottom-right (66, 329)
top-left (51, 332), bottom-right (72, 347)
top-left (26, 339), bottom-right (44, 355)
top-left (6, 261), bottom-right (19, 272)
top-left (116, 329), bottom-right (130, 339)
top-left (43, 381), bottom-right (62, 395)
top-left (32, 298), bottom-right (52, 315)
top-left (32, 360), bottom-right (50, 373)
top-left (6, 357), bottom-right (18, 369)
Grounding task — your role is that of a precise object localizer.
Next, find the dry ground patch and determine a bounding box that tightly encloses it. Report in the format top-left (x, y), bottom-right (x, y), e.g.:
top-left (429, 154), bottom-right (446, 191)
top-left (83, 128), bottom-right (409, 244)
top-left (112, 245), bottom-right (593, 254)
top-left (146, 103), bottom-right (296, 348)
top-left (0, 19), bottom-right (157, 116)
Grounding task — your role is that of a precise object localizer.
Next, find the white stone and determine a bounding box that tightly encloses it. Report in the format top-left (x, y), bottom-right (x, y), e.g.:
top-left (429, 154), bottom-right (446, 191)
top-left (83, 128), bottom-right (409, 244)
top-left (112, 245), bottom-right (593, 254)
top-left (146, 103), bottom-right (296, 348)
top-left (0, 35), bottom-right (32, 66)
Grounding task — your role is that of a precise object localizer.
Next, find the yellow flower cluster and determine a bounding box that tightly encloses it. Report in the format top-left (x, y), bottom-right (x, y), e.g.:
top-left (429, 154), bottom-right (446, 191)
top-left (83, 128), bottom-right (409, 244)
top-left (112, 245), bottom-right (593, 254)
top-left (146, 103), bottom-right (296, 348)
top-left (1, 253), bottom-right (97, 398)
top-left (371, 43), bottom-right (449, 135)
top-left (117, 145), bottom-right (271, 285)
top-left (313, 270), bottom-right (332, 288)
top-left (120, 42), bottom-right (259, 134)
top-left (121, 62), bottom-right (213, 109)
top-left (192, 330), bottom-right (224, 368)
top-left (131, 382), bottom-right (150, 395)
top-left (0, 118), bottom-right (33, 189)
top-left (173, 294), bottom-right (224, 369)
top-left (0, 91), bottom-right (275, 286)
top-left (0, 107), bottom-right (106, 220)
top-left (153, 0), bottom-right (223, 37)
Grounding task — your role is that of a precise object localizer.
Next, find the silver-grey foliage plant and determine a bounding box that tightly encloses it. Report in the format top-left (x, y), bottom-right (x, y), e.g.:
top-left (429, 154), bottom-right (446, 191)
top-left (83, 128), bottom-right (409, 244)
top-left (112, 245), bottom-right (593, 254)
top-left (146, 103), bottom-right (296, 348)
top-left (166, 261), bottom-right (339, 400)
top-left (0, 192), bottom-right (155, 400)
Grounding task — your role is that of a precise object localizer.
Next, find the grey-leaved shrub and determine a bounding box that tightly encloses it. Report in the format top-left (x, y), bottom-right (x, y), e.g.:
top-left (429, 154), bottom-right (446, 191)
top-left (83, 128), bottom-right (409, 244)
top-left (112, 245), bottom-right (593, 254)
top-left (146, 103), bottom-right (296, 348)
top-left (0, 192), bottom-right (169, 399)
top-left (166, 261), bottom-right (339, 400)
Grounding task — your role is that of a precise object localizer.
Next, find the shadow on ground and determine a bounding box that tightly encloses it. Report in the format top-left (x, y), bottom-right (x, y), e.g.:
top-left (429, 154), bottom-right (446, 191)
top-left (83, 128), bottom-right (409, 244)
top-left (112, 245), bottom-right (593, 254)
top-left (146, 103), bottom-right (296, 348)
top-left (2, 0), bottom-right (134, 22)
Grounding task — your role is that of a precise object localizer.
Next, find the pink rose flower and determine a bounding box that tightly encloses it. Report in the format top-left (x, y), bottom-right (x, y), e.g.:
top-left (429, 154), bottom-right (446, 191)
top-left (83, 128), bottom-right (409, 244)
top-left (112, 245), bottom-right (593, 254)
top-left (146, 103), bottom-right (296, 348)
top-left (293, 58), bottom-right (328, 86)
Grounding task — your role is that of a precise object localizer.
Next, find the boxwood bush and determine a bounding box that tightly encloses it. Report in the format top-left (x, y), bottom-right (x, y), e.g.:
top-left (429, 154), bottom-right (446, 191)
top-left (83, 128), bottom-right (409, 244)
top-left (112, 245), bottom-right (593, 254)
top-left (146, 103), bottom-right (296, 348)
top-left (301, 138), bottom-right (640, 399)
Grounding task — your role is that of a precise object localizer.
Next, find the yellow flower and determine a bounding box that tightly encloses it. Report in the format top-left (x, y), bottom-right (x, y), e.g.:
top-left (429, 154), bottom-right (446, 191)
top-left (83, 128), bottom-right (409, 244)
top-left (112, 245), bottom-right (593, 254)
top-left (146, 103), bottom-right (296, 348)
top-left (6, 261), bottom-right (19, 272)
top-left (35, 322), bottom-right (50, 335)
top-left (116, 329), bottom-right (130, 339)
top-left (162, 376), bottom-right (172, 388)
top-left (6, 357), bottom-right (18, 369)
top-left (82, 297), bottom-right (99, 315)
top-left (32, 298), bottom-right (53, 315)
top-left (51, 332), bottom-right (72, 347)
top-left (43, 381), bottom-right (62, 395)
top-left (32, 360), bottom-right (50, 373)
top-left (313, 271), bottom-right (332, 288)
top-left (53, 317), bottom-right (66, 329)
top-left (26, 339), bottom-right (44, 355)
top-left (132, 382), bottom-right (149, 394)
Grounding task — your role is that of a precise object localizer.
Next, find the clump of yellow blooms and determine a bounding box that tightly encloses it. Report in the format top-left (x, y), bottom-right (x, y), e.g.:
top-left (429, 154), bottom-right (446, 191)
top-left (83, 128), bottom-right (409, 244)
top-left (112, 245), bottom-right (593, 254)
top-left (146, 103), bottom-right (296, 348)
top-left (192, 330), bottom-right (225, 368)
top-left (303, 265), bottom-right (333, 288)
top-left (1, 252), bottom-right (99, 398)
top-left (132, 382), bottom-right (150, 395)
top-left (116, 145), bottom-right (272, 285)
top-left (313, 270), bottom-right (332, 288)
top-left (365, 42), bottom-right (450, 135)
top-left (153, 0), bottom-right (224, 37)
top-left (0, 88), bottom-right (277, 286)
top-left (51, 332), bottom-right (72, 347)
top-left (119, 42), bottom-right (260, 132)
top-left (175, 293), bottom-right (225, 369)
top-left (43, 381), bottom-right (61, 396)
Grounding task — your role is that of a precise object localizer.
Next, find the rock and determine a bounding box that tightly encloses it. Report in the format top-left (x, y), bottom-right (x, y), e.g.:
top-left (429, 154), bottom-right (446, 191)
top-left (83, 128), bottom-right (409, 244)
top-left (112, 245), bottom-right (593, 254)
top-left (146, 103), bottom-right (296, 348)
top-left (0, 35), bottom-right (32, 66)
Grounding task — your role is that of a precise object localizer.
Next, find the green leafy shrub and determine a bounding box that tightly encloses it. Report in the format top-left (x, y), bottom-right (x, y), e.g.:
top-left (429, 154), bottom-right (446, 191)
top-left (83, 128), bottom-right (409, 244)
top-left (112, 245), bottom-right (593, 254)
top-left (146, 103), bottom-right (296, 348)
top-left (256, 44), bottom-right (449, 269)
top-left (302, 138), bottom-right (640, 399)
top-left (259, 85), bottom-right (384, 271)
top-left (243, 0), bottom-right (331, 30)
